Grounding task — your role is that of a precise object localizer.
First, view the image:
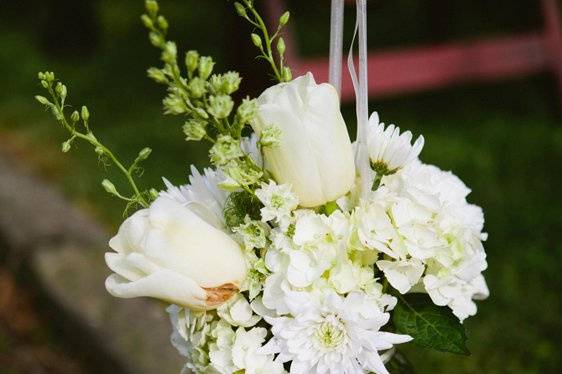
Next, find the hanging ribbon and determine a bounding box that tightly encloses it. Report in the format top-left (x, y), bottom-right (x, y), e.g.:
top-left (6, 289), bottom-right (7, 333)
top-left (329, 0), bottom-right (345, 96)
top-left (328, 0), bottom-right (371, 199)
top-left (347, 0), bottom-right (371, 200)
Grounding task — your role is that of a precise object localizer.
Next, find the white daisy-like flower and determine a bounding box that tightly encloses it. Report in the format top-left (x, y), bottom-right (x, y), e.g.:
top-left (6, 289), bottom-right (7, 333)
top-left (255, 181), bottom-right (299, 229)
top-left (366, 112), bottom-right (424, 173)
top-left (262, 290), bottom-right (411, 374)
top-left (160, 165), bottom-right (228, 229)
top-left (167, 305), bottom-right (214, 373)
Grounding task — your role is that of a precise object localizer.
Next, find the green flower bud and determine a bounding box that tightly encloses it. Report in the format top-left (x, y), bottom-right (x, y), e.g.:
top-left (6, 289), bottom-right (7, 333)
top-left (234, 2), bottom-right (247, 17)
top-left (279, 11), bottom-right (290, 26)
top-left (282, 66), bottom-right (292, 81)
top-left (81, 106), bottom-right (90, 121)
top-left (37, 72), bottom-right (45, 80)
top-left (182, 119), bottom-right (207, 141)
top-left (277, 37), bottom-right (286, 56)
top-left (147, 67), bottom-right (168, 84)
top-left (149, 31), bottom-right (164, 47)
top-left (198, 56), bottom-right (215, 80)
top-left (259, 125), bottom-right (282, 147)
top-left (251, 33), bottom-right (262, 48)
top-left (194, 107), bottom-right (209, 119)
top-left (34, 95), bottom-right (50, 105)
top-left (157, 15), bottom-right (168, 30)
top-left (101, 179), bottom-right (118, 195)
top-left (163, 93), bottom-right (188, 115)
top-left (145, 0), bottom-right (159, 17)
top-left (237, 97), bottom-right (257, 124)
top-left (162, 41), bottom-right (177, 64)
top-left (149, 188), bottom-right (159, 200)
top-left (40, 80), bottom-right (49, 89)
top-left (209, 135), bottom-right (244, 166)
top-left (137, 147), bottom-right (152, 161)
top-left (185, 50), bottom-right (199, 74)
top-left (225, 159), bottom-right (263, 187)
top-left (222, 71), bottom-right (241, 94)
top-left (70, 110), bottom-right (80, 123)
top-left (140, 14), bottom-right (153, 28)
top-left (61, 140), bottom-right (72, 153)
top-left (210, 72), bottom-right (241, 95)
top-left (187, 77), bottom-right (207, 98)
top-left (208, 95), bottom-right (234, 119)
top-left (55, 83), bottom-right (67, 99)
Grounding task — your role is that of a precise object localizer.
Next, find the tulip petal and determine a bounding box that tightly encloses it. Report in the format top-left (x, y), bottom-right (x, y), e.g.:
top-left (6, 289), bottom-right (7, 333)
top-left (105, 269), bottom-right (208, 309)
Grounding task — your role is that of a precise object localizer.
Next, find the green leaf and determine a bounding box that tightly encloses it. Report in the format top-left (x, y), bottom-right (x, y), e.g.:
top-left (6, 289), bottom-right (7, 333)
top-left (393, 293), bottom-right (470, 355)
top-left (223, 190), bottom-right (262, 229)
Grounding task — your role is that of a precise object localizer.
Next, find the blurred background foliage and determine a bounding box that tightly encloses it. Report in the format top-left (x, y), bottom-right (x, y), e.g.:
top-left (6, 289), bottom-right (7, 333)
top-left (0, 0), bottom-right (561, 373)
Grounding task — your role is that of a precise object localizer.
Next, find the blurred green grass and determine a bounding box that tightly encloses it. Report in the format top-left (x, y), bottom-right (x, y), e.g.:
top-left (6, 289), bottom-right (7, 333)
top-left (1, 0), bottom-right (561, 373)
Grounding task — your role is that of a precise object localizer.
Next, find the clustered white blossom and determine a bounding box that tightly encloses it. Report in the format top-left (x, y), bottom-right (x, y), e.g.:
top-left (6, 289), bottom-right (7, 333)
top-left (102, 69), bottom-right (488, 374)
top-left (153, 113), bottom-right (488, 374)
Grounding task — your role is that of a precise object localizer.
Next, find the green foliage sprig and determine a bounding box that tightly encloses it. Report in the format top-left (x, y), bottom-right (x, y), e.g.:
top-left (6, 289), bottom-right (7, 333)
top-left (35, 72), bottom-right (154, 211)
top-left (141, 0), bottom-right (280, 196)
top-left (234, 0), bottom-right (292, 82)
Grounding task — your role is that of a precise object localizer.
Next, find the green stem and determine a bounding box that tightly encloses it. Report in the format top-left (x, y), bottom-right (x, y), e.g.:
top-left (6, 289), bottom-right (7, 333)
top-left (49, 89), bottom-right (148, 208)
top-left (248, 6), bottom-right (282, 82)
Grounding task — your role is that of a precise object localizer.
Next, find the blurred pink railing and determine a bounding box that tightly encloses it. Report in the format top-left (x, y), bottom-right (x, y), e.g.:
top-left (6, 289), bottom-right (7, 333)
top-left (265, 0), bottom-right (562, 101)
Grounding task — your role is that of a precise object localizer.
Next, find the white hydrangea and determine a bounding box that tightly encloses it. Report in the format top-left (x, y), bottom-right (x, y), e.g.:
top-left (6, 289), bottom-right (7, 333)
top-left (261, 290), bottom-right (411, 374)
top-left (356, 161), bottom-right (488, 321)
top-left (217, 294), bottom-right (261, 327)
top-left (208, 320), bottom-right (285, 374)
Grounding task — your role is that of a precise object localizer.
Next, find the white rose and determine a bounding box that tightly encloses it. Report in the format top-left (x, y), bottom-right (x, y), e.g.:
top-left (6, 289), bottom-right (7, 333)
top-left (252, 73), bottom-right (355, 208)
top-left (105, 196), bottom-right (247, 310)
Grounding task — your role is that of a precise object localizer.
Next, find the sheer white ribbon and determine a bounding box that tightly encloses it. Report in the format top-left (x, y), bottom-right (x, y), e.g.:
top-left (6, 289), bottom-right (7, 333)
top-left (329, 0), bottom-right (345, 95)
top-left (348, 0), bottom-right (372, 200)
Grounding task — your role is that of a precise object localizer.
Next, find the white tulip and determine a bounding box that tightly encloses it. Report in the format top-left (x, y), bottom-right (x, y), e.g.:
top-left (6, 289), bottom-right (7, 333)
top-left (252, 72), bottom-right (355, 208)
top-left (105, 196), bottom-right (247, 310)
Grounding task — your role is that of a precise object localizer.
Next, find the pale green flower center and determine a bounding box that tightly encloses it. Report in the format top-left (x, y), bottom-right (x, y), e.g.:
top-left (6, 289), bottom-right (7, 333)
top-left (315, 315), bottom-right (346, 349)
top-left (271, 194), bottom-right (285, 209)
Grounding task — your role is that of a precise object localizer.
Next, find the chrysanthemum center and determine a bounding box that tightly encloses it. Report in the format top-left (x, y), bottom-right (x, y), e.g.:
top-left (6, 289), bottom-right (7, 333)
top-left (315, 315), bottom-right (346, 348)
top-left (370, 160), bottom-right (396, 176)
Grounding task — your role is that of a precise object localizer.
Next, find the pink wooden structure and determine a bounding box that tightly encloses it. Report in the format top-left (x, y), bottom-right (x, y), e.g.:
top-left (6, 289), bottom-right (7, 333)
top-left (266, 0), bottom-right (562, 101)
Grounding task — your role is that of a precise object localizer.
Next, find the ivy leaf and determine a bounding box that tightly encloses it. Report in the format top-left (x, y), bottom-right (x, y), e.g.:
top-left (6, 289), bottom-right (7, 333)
top-left (393, 293), bottom-right (470, 355)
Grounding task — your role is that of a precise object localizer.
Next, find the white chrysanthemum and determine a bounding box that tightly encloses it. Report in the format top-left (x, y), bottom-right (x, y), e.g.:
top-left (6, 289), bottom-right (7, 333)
top-left (366, 112), bottom-right (424, 172)
top-left (167, 305), bottom-right (214, 373)
top-left (255, 181), bottom-right (299, 229)
top-left (160, 165), bottom-right (228, 229)
top-left (261, 291), bottom-right (411, 374)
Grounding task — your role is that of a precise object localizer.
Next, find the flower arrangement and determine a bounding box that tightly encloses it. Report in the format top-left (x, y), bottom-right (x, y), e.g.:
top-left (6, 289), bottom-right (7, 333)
top-left (34, 1), bottom-right (488, 373)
